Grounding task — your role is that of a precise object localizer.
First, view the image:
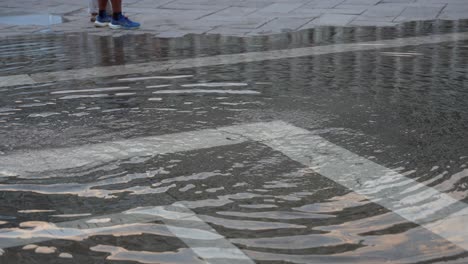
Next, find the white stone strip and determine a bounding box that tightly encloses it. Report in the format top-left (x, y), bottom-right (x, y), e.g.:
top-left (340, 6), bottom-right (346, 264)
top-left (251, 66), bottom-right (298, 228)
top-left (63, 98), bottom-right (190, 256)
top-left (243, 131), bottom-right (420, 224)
top-left (153, 89), bottom-right (260, 95)
top-left (0, 204), bottom-right (254, 263)
top-left (50, 86), bottom-right (130, 94)
top-left (228, 121), bottom-right (468, 252)
top-left (118, 75), bottom-right (194, 81)
top-left (1, 121), bottom-right (468, 254)
top-left (0, 127), bottom-right (246, 177)
top-left (0, 121), bottom-right (307, 177)
top-left (127, 205), bottom-right (254, 263)
top-left (2, 32), bottom-right (468, 88)
top-left (166, 32), bottom-right (468, 71)
top-left (0, 74), bottom-right (36, 87)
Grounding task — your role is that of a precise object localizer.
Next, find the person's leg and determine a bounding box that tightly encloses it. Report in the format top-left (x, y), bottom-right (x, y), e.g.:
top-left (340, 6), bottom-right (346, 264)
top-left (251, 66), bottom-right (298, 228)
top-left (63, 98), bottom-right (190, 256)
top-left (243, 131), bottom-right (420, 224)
top-left (94, 0), bottom-right (112, 27)
top-left (89, 0), bottom-right (98, 22)
top-left (110, 0), bottom-right (122, 15)
top-left (98, 0), bottom-right (109, 16)
top-left (109, 0), bottom-right (140, 30)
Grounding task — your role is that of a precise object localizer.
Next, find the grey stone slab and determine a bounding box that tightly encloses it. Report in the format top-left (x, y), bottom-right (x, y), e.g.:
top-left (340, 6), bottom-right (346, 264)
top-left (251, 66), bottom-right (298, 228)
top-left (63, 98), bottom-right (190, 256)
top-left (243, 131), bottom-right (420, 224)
top-left (256, 3), bottom-right (305, 13)
top-left (303, 0), bottom-right (346, 9)
top-left (159, 2), bottom-right (229, 11)
top-left (199, 15), bottom-right (273, 29)
top-left (123, 8), bottom-right (213, 19)
top-left (211, 7), bottom-right (259, 16)
top-left (394, 6), bottom-right (445, 22)
top-left (289, 8), bottom-right (333, 16)
top-left (174, 20), bottom-right (224, 29)
top-left (171, 0), bottom-right (234, 6)
top-left (0, 0), bottom-right (466, 38)
top-left (415, 0), bottom-right (466, 4)
top-left (230, 1), bottom-right (273, 8)
top-left (8, 24), bottom-right (47, 32)
top-left (155, 30), bottom-right (204, 38)
top-left (248, 12), bottom-right (320, 20)
top-left (342, 0), bottom-right (380, 5)
top-left (361, 4), bottom-right (406, 17)
top-left (221, 19), bottom-right (274, 29)
top-left (302, 13), bottom-right (358, 26)
top-left (126, 0), bottom-right (174, 8)
top-left (443, 4), bottom-right (468, 12)
top-left (0, 24), bottom-right (15, 30)
top-left (249, 17), bottom-right (314, 35)
top-left (329, 5), bottom-right (369, 14)
top-left (348, 20), bottom-right (399, 26)
top-left (292, 6), bottom-right (367, 15)
top-left (354, 15), bottom-right (397, 22)
top-left (41, 5), bottom-right (85, 14)
top-left (438, 10), bottom-right (468, 20)
top-left (0, 7), bottom-right (23, 16)
top-left (0, 75), bottom-right (36, 87)
top-left (405, 3), bottom-right (446, 8)
top-left (381, 0), bottom-right (416, 3)
top-left (207, 27), bottom-right (251, 36)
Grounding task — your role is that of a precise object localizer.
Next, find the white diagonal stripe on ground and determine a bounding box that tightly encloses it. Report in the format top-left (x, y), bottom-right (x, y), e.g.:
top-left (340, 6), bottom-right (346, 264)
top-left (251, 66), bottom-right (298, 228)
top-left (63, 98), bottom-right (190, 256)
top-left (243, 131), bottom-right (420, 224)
top-left (0, 127), bottom-right (247, 177)
top-left (0, 204), bottom-right (255, 263)
top-left (0, 121), bottom-right (307, 177)
top-left (233, 121), bottom-right (468, 252)
top-left (1, 121), bottom-right (467, 255)
top-left (1, 32), bottom-right (468, 88)
top-left (0, 74), bottom-right (35, 87)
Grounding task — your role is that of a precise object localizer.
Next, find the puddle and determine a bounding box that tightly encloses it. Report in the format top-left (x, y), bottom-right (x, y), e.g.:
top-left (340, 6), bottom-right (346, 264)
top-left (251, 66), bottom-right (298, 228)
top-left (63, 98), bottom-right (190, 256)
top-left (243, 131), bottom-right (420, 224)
top-left (0, 14), bottom-right (63, 26)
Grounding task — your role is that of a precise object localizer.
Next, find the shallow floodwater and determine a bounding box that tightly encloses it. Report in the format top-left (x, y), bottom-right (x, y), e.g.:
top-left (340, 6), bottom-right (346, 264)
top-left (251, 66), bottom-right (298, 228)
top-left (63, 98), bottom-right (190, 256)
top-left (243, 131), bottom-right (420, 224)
top-left (0, 20), bottom-right (468, 263)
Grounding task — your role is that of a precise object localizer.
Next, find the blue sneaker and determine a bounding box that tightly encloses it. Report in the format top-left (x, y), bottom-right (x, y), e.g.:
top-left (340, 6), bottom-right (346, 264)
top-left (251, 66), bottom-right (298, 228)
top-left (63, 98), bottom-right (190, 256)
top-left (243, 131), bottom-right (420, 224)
top-left (109, 15), bottom-right (140, 30)
top-left (94, 14), bottom-right (111, 27)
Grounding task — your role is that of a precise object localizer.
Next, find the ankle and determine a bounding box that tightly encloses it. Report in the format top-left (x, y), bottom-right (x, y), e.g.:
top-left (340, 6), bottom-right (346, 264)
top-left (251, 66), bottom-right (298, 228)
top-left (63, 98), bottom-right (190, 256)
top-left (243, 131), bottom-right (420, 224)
top-left (113, 12), bottom-right (122, 20)
top-left (98, 10), bottom-right (106, 17)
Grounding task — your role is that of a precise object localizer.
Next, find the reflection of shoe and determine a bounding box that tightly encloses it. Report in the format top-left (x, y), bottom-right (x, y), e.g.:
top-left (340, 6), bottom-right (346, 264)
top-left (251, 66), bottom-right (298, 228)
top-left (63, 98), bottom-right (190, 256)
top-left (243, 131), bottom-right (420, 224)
top-left (90, 12), bottom-right (98, 22)
top-left (94, 15), bottom-right (111, 27)
top-left (109, 15), bottom-right (140, 30)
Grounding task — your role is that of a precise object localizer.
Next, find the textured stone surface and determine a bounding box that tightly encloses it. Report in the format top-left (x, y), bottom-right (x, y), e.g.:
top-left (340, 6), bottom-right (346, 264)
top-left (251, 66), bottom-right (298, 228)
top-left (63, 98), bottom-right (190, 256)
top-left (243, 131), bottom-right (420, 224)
top-left (0, 0), bottom-right (467, 37)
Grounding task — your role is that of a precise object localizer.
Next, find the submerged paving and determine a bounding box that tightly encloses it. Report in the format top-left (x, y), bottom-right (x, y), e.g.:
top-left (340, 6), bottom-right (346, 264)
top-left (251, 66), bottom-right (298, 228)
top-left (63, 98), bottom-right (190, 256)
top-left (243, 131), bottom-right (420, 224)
top-left (1, 30), bottom-right (468, 262)
top-left (1, 0), bottom-right (468, 37)
top-left (1, 1), bottom-right (468, 263)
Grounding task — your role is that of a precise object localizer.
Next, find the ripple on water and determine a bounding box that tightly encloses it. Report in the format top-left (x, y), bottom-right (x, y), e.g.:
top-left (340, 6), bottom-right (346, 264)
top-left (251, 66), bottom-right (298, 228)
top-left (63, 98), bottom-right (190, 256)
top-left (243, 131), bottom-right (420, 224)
top-left (91, 245), bottom-right (206, 264)
top-left (0, 221), bottom-right (222, 242)
top-left (152, 89), bottom-right (260, 95)
top-left (58, 253), bottom-right (73, 258)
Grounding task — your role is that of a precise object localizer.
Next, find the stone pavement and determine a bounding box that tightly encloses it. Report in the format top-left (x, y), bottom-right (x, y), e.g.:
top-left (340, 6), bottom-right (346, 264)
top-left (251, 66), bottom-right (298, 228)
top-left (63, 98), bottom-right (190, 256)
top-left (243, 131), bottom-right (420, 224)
top-left (0, 0), bottom-right (467, 38)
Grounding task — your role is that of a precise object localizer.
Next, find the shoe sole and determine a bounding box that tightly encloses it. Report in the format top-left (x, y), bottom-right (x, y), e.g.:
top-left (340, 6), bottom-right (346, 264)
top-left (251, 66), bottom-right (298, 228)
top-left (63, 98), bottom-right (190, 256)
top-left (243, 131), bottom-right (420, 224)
top-left (94, 21), bottom-right (109, 27)
top-left (109, 23), bottom-right (140, 30)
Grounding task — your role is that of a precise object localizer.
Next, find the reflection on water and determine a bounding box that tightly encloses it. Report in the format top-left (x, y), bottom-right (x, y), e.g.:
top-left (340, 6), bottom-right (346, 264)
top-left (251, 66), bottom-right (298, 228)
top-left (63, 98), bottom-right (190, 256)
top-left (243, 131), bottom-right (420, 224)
top-left (0, 140), bottom-right (467, 263)
top-left (91, 245), bottom-right (206, 264)
top-left (1, 20), bottom-right (468, 264)
top-left (1, 19), bottom-right (468, 75)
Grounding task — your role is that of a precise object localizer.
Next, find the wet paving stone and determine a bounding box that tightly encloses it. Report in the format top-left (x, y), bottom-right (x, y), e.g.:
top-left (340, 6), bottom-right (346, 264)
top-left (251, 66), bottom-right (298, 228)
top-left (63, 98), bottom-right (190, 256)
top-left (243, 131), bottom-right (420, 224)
top-left (1, 20), bottom-right (468, 264)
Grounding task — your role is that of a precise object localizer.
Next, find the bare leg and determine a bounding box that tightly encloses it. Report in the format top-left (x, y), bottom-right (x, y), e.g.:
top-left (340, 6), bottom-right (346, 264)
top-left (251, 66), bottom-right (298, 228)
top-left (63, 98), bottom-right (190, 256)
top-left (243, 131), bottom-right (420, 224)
top-left (95, 0), bottom-right (112, 26)
top-left (110, 0), bottom-right (122, 13)
top-left (98, 0), bottom-right (108, 11)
